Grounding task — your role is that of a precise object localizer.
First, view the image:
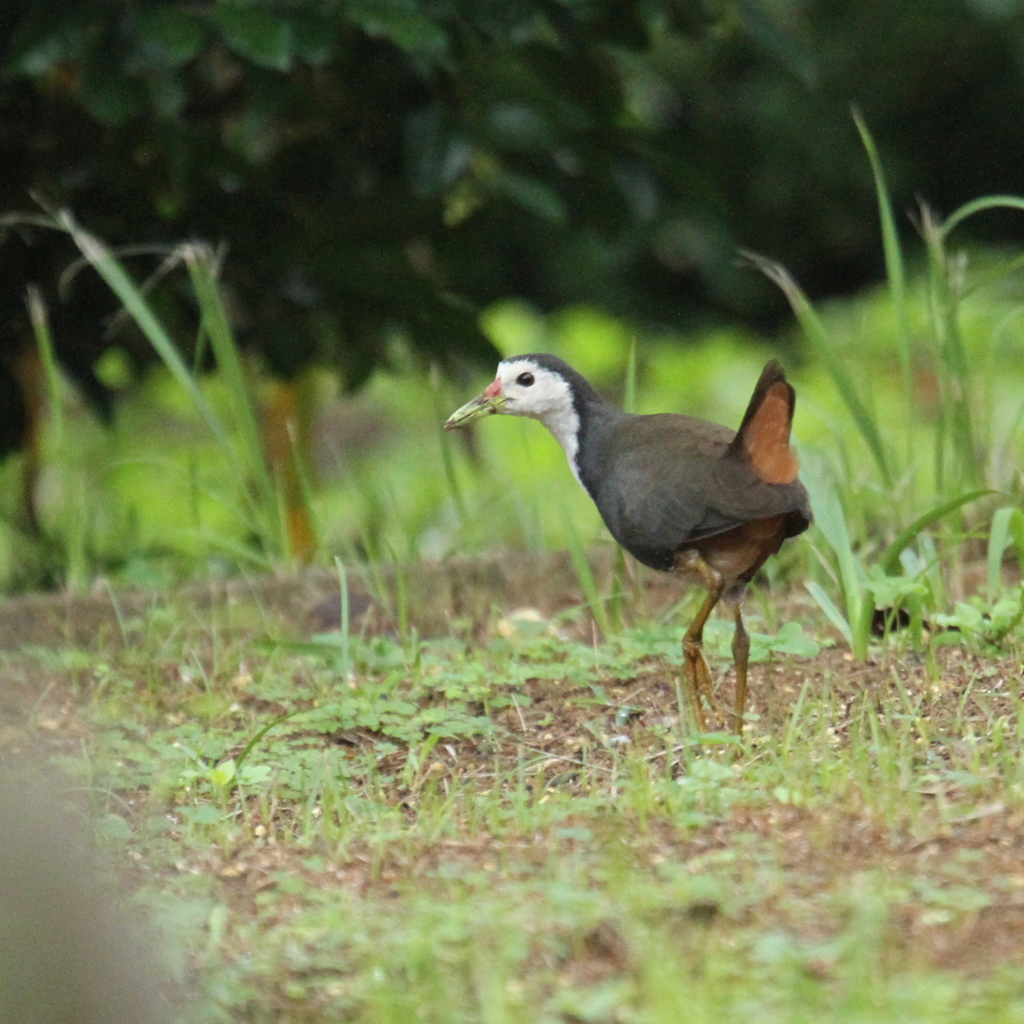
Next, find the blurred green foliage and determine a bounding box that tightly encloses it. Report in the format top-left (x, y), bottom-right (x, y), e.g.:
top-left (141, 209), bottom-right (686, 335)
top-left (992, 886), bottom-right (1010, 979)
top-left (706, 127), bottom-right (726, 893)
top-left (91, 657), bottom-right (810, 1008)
top-left (4, 0), bottom-right (1024, 400)
top-left (5, 0), bottom-right (1024, 590)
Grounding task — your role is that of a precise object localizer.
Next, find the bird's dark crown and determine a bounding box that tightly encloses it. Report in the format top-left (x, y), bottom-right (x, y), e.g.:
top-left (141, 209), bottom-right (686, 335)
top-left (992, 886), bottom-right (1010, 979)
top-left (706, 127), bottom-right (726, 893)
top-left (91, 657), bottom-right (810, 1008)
top-left (507, 353), bottom-right (606, 417)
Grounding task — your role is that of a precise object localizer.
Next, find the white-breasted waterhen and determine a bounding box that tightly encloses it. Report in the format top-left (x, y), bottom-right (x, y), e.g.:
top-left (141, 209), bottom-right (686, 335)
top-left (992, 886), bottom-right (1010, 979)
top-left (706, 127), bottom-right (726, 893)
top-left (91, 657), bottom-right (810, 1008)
top-left (445, 354), bottom-right (812, 734)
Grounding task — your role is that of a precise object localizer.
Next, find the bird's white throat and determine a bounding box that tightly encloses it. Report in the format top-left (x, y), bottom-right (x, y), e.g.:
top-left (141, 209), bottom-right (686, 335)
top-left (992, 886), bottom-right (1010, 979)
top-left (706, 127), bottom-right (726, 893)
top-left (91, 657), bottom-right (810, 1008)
top-left (535, 401), bottom-right (582, 484)
top-left (498, 359), bottom-right (583, 483)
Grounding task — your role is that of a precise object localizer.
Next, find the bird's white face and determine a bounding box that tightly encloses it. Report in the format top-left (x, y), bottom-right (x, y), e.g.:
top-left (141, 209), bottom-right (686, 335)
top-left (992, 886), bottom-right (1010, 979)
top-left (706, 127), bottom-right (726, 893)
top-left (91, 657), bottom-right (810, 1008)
top-left (444, 356), bottom-right (583, 480)
top-left (490, 358), bottom-right (575, 421)
top-left (444, 357), bottom-right (575, 427)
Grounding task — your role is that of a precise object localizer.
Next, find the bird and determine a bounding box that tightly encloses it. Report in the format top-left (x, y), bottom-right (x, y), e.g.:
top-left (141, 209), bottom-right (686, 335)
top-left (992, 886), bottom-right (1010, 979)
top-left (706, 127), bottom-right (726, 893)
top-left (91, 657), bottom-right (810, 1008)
top-left (445, 353), bottom-right (812, 734)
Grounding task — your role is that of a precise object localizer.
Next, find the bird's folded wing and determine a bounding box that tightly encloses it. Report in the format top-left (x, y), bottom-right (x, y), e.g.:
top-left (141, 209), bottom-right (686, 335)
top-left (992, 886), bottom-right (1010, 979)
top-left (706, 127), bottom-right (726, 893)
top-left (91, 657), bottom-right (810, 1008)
top-left (590, 417), bottom-right (806, 559)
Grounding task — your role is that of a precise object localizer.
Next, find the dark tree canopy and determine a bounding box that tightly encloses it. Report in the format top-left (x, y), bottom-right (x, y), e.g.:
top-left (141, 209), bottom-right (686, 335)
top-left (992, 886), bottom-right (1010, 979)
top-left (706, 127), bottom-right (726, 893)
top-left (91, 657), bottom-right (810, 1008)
top-left (3, 0), bottom-right (1024, 410)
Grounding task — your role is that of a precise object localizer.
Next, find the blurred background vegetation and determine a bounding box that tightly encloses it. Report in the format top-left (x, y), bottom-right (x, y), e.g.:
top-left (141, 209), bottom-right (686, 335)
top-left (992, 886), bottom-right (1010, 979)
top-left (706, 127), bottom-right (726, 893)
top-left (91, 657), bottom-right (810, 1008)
top-left (2, 0), bottom-right (1024, 595)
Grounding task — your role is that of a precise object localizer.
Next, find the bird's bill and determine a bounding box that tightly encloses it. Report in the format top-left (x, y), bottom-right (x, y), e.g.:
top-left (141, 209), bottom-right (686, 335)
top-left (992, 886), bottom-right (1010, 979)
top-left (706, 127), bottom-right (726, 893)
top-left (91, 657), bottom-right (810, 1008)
top-left (443, 380), bottom-right (507, 430)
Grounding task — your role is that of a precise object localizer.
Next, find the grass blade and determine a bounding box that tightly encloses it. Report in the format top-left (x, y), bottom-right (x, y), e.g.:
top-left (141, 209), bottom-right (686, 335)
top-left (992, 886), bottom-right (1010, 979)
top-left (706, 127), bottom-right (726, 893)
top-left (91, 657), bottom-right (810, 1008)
top-left (805, 580), bottom-right (854, 648)
top-left (941, 194), bottom-right (1024, 237)
top-left (920, 206), bottom-right (980, 492)
top-left (960, 250), bottom-right (1024, 299)
top-left (561, 506), bottom-right (612, 639)
top-left (988, 506), bottom-right (1024, 597)
top-left (56, 211), bottom-right (292, 560)
top-left (334, 555), bottom-right (352, 680)
top-left (853, 109), bottom-right (914, 458)
top-left (26, 287), bottom-right (63, 440)
top-left (26, 287), bottom-right (88, 586)
top-left (741, 250), bottom-right (892, 487)
top-left (185, 246), bottom-right (275, 509)
top-left (623, 337), bottom-right (638, 414)
top-left (879, 489), bottom-right (992, 575)
top-left (803, 467), bottom-right (866, 656)
top-left (56, 211), bottom-right (231, 451)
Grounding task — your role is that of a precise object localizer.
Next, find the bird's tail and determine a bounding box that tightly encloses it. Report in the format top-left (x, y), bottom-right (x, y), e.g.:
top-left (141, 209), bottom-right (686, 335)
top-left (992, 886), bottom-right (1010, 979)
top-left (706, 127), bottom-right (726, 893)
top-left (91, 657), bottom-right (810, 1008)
top-left (726, 360), bottom-right (800, 484)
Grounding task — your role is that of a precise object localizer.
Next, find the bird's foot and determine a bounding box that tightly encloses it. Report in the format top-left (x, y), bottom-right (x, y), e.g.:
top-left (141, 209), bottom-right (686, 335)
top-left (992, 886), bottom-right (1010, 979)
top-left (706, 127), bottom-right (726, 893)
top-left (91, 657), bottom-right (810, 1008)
top-left (683, 643), bottom-right (723, 733)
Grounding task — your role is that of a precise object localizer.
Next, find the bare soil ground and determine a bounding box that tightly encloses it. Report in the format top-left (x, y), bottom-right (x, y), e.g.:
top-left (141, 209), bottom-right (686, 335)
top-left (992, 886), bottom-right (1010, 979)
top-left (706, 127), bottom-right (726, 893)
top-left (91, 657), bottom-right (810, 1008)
top-left (2, 554), bottom-right (1023, 1001)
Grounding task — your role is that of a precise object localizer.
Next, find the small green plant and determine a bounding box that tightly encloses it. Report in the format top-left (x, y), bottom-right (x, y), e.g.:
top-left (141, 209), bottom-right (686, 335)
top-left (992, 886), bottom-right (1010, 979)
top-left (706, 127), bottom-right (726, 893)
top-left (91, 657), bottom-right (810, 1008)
top-left (177, 746), bottom-right (273, 798)
top-left (932, 588), bottom-right (1024, 651)
top-left (747, 620), bottom-right (820, 661)
top-left (805, 463), bottom-right (989, 658)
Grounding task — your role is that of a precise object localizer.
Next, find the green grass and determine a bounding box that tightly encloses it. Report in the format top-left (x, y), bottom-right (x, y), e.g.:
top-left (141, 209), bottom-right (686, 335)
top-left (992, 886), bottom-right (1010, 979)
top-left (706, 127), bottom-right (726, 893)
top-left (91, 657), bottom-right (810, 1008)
top-left (3, 580), bottom-right (1024, 1022)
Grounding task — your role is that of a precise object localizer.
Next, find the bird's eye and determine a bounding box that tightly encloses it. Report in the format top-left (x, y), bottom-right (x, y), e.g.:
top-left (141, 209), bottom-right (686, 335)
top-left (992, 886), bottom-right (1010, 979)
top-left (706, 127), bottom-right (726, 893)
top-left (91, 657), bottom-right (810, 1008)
top-left (516, 372), bottom-right (535, 387)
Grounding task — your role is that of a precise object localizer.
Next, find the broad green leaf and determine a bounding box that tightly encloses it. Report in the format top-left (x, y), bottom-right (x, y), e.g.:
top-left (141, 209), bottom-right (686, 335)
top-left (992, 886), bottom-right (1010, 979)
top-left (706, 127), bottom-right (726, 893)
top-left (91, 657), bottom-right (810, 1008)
top-left (492, 168), bottom-right (567, 222)
top-left (4, 2), bottom-right (87, 75)
top-left (749, 621), bottom-right (821, 662)
top-left (346, 0), bottom-right (448, 61)
top-left (238, 764), bottom-right (273, 786)
top-left (79, 72), bottom-right (144, 126)
top-left (147, 72), bottom-right (188, 120)
top-left (770, 621), bottom-right (821, 658)
top-left (95, 813), bottom-right (133, 841)
top-left (179, 804), bottom-right (223, 824)
top-left (292, 17), bottom-right (337, 65)
top-left (213, 8), bottom-right (293, 72)
top-left (136, 9), bottom-right (206, 66)
top-left (936, 602), bottom-right (985, 633)
top-left (5, 34), bottom-right (64, 76)
top-left (864, 566), bottom-right (925, 608)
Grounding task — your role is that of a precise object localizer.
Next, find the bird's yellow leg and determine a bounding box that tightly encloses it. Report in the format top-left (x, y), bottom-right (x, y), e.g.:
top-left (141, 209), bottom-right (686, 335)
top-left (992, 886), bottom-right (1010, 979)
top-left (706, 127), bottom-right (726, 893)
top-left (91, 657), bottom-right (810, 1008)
top-left (679, 554), bottom-right (725, 733)
top-left (731, 603), bottom-right (750, 736)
